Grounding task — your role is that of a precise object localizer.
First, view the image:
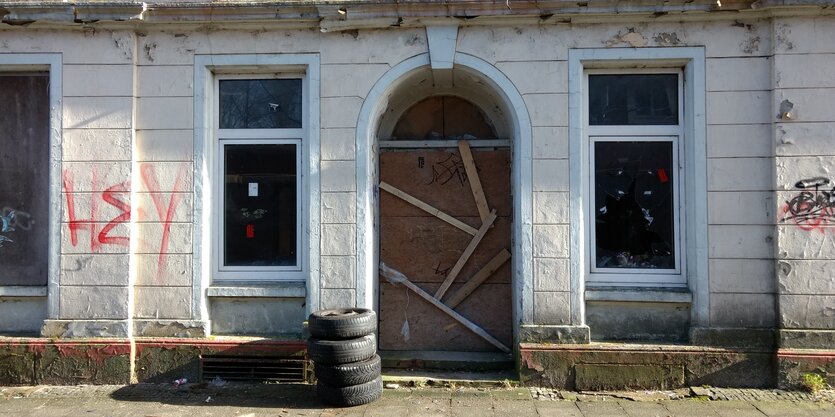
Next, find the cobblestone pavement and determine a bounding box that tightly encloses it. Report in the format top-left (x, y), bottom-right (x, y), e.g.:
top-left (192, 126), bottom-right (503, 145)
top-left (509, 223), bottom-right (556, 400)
top-left (0, 383), bottom-right (833, 416)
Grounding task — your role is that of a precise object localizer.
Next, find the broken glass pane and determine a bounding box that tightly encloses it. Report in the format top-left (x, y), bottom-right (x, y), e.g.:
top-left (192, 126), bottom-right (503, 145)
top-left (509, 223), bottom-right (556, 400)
top-left (594, 141), bottom-right (675, 269)
top-left (224, 144), bottom-right (297, 267)
top-left (589, 74), bottom-right (678, 125)
top-left (0, 75), bottom-right (50, 286)
top-left (219, 79), bottom-right (302, 129)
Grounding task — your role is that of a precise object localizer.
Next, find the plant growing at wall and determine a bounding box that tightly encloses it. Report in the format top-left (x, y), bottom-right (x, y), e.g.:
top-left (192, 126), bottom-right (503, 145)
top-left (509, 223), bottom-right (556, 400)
top-left (801, 372), bottom-right (829, 393)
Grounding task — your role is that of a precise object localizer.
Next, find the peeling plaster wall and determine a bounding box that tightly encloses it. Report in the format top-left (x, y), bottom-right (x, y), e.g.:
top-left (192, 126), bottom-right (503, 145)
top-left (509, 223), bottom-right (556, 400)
top-left (0, 14), bottom-right (818, 341)
top-left (0, 29), bottom-right (140, 336)
top-left (458, 20), bottom-right (778, 338)
top-left (772, 16), bottom-right (835, 349)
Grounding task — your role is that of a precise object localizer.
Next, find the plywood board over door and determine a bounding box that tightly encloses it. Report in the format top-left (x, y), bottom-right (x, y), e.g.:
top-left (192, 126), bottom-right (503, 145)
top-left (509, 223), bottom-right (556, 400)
top-left (378, 148), bottom-right (512, 352)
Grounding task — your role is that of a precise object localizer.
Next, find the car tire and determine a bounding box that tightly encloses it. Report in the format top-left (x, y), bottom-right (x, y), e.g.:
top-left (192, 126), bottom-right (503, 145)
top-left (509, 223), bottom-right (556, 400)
top-left (307, 334), bottom-right (376, 365)
top-left (316, 376), bottom-right (383, 407)
top-left (308, 308), bottom-right (377, 339)
top-left (314, 354), bottom-right (381, 387)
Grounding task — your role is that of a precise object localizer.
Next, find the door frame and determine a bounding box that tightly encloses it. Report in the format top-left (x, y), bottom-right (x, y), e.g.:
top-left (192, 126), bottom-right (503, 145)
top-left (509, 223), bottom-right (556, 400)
top-left (355, 52), bottom-right (534, 350)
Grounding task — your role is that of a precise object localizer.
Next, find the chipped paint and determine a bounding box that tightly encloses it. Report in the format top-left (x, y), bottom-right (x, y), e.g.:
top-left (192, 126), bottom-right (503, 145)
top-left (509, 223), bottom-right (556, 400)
top-left (779, 99), bottom-right (796, 120)
top-left (605, 29), bottom-right (648, 47)
top-left (653, 32), bottom-right (681, 46)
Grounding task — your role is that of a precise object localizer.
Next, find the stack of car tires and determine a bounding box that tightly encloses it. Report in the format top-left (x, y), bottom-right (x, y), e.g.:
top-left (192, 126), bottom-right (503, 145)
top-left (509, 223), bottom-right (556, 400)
top-left (307, 308), bottom-right (382, 407)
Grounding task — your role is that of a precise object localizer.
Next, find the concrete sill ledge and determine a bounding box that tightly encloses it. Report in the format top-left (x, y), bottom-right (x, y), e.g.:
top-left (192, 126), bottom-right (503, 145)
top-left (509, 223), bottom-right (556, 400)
top-left (0, 286), bottom-right (47, 297)
top-left (207, 282), bottom-right (305, 298)
top-left (586, 288), bottom-right (692, 303)
top-left (519, 341), bottom-right (769, 354)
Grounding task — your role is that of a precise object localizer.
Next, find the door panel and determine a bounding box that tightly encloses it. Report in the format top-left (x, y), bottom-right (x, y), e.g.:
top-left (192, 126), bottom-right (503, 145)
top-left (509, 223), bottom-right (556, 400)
top-left (378, 148), bottom-right (511, 352)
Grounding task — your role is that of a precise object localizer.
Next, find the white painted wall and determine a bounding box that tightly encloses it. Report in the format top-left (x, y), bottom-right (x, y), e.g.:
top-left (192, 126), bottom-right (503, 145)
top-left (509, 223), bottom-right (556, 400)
top-left (5, 14), bottom-right (831, 340)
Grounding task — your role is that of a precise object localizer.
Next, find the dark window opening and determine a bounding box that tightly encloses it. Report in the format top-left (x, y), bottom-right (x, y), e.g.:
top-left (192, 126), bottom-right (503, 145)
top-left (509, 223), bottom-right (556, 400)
top-left (224, 144), bottom-right (297, 267)
top-left (594, 141), bottom-right (675, 270)
top-left (219, 79), bottom-right (303, 129)
top-left (0, 74), bottom-right (50, 286)
top-left (589, 74), bottom-right (678, 126)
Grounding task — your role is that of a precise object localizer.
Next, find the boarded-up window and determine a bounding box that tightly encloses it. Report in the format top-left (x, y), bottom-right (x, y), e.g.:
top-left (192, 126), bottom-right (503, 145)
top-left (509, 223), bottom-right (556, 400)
top-left (0, 74), bottom-right (50, 286)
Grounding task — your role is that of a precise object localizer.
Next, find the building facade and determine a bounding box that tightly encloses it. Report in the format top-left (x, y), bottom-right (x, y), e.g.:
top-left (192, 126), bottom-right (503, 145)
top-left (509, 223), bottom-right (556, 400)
top-left (0, 0), bottom-right (833, 388)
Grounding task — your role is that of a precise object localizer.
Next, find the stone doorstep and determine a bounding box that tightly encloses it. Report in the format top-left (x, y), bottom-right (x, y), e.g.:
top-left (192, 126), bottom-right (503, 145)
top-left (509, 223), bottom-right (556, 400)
top-left (519, 342), bottom-right (782, 390)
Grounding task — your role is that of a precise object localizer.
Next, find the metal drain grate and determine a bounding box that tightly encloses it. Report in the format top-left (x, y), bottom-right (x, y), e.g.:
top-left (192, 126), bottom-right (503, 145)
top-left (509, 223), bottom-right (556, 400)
top-left (201, 355), bottom-right (308, 383)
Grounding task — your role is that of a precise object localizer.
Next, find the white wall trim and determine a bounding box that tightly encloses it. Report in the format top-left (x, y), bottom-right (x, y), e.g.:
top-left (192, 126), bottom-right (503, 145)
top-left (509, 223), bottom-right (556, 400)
top-left (568, 47), bottom-right (708, 328)
top-left (355, 51), bottom-right (534, 339)
top-left (0, 53), bottom-right (62, 320)
top-left (426, 25), bottom-right (458, 70)
top-left (193, 54), bottom-right (321, 324)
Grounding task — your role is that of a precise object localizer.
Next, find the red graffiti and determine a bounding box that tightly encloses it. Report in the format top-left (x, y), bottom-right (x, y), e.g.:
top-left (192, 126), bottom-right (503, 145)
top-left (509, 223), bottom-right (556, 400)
top-left (141, 164), bottom-right (187, 284)
top-left (63, 163), bottom-right (189, 283)
top-left (63, 169), bottom-right (131, 251)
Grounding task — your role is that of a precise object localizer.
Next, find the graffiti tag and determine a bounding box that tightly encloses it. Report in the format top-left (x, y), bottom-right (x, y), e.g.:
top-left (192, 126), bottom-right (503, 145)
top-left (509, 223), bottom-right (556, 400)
top-left (781, 177), bottom-right (835, 232)
top-left (428, 153), bottom-right (467, 186)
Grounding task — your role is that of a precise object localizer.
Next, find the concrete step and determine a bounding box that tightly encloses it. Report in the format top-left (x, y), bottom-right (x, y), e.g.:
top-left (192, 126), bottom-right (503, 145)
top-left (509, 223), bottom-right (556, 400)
top-left (379, 350), bottom-right (514, 372)
top-left (382, 368), bottom-right (518, 389)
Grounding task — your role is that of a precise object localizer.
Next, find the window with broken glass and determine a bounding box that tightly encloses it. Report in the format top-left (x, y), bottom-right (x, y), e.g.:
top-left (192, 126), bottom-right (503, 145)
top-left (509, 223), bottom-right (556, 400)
top-left (0, 74), bottom-right (50, 286)
top-left (586, 71), bottom-right (685, 286)
top-left (214, 77), bottom-right (304, 281)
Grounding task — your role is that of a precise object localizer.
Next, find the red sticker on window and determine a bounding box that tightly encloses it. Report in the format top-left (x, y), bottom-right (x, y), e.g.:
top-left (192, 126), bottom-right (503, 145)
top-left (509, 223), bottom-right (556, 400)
top-left (657, 168), bottom-right (669, 183)
top-left (246, 224), bottom-right (255, 238)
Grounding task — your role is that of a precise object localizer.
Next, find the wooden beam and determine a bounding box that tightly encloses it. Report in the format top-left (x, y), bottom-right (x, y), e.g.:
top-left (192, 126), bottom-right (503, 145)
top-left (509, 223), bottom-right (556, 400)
top-left (458, 140), bottom-right (490, 223)
top-left (434, 209), bottom-right (497, 300)
top-left (379, 263), bottom-right (511, 353)
top-left (379, 181), bottom-right (478, 236)
top-left (444, 249), bottom-right (511, 309)
top-left (379, 139), bottom-right (511, 149)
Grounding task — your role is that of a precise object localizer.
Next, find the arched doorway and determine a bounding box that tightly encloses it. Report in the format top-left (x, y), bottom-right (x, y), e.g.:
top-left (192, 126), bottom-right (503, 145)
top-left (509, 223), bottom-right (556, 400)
top-left (375, 69), bottom-right (514, 357)
top-left (355, 53), bottom-right (534, 367)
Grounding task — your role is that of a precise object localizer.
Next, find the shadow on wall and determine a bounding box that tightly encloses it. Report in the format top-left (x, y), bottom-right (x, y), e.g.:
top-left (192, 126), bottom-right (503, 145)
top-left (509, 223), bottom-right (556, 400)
top-left (110, 381), bottom-right (320, 409)
top-left (111, 338), bottom-right (319, 409)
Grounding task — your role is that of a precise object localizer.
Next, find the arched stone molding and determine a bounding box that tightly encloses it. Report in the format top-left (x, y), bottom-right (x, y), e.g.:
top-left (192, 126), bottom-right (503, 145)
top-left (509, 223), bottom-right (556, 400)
top-left (355, 51), bottom-right (534, 347)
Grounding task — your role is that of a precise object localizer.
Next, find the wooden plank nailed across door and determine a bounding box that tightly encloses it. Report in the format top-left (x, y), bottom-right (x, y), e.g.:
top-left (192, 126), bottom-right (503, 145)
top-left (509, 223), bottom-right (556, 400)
top-left (434, 209), bottom-right (498, 300)
top-left (379, 181), bottom-right (478, 236)
top-left (379, 263), bottom-right (512, 353)
top-left (458, 140), bottom-right (491, 223)
top-left (443, 249), bottom-right (512, 309)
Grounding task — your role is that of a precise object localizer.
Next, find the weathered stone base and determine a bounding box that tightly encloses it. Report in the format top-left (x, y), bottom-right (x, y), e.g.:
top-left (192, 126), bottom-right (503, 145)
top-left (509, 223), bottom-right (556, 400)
top-left (519, 325), bottom-right (590, 344)
top-left (777, 348), bottom-right (835, 389)
top-left (0, 337), bottom-right (307, 385)
top-left (519, 342), bottom-right (775, 390)
top-left (41, 320), bottom-right (129, 338)
top-left (0, 338), bottom-right (131, 385)
top-left (779, 329), bottom-right (835, 349)
top-left (133, 320), bottom-right (208, 338)
top-left (134, 338), bottom-right (307, 383)
top-left (690, 327), bottom-right (777, 349)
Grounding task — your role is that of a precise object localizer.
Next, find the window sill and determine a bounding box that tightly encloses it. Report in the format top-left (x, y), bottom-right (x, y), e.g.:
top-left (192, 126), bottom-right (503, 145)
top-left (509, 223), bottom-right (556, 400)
top-left (585, 287), bottom-right (692, 303)
top-left (0, 286), bottom-right (47, 297)
top-left (207, 282), bottom-right (306, 298)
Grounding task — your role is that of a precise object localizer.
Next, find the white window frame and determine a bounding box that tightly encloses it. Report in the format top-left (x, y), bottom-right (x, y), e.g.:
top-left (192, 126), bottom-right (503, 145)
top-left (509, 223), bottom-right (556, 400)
top-left (585, 69), bottom-right (686, 287)
top-left (568, 47), bottom-right (708, 328)
top-left (0, 54), bottom-right (61, 318)
top-left (211, 73), bottom-right (308, 282)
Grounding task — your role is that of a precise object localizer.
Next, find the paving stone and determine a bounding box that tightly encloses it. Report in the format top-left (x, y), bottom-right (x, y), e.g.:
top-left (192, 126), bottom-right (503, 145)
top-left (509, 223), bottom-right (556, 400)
top-left (1, 384), bottom-right (834, 417)
top-left (709, 400), bottom-right (768, 417)
top-left (618, 401), bottom-right (671, 417)
top-left (575, 400), bottom-right (626, 417)
top-left (664, 399), bottom-right (722, 416)
top-left (493, 399), bottom-right (536, 417)
top-left (535, 401), bottom-right (584, 417)
top-left (491, 388), bottom-right (532, 400)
